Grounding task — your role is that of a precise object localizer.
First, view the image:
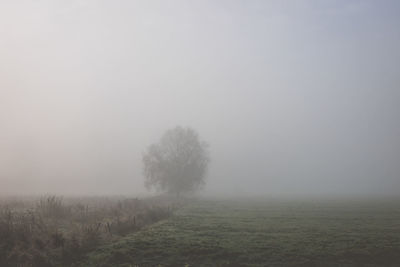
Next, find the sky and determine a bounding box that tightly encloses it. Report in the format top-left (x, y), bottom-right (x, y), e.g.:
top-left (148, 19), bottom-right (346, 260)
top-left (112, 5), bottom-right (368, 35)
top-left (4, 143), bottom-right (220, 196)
top-left (0, 0), bottom-right (399, 196)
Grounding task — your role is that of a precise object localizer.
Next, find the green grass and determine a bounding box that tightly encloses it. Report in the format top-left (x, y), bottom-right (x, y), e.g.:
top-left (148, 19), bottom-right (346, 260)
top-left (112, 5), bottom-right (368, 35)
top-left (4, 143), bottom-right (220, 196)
top-left (82, 198), bottom-right (400, 266)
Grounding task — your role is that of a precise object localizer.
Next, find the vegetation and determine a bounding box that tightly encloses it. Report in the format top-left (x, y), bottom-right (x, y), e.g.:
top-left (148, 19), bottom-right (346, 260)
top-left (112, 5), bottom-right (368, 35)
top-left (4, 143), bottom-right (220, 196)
top-left (143, 126), bottom-right (210, 197)
top-left (83, 198), bottom-right (400, 266)
top-left (3, 197), bottom-right (399, 266)
top-left (0, 195), bottom-right (174, 267)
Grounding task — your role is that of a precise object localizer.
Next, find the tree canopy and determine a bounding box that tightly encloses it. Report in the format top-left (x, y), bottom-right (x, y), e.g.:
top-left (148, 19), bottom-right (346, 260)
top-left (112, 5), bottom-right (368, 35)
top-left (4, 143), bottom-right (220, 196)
top-left (142, 126), bottom-right (209, 196)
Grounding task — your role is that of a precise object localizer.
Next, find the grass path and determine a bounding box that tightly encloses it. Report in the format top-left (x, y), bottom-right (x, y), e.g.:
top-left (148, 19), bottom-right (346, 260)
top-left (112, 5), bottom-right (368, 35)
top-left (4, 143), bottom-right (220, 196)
top-left (81, 199), bottom-right (400, 266)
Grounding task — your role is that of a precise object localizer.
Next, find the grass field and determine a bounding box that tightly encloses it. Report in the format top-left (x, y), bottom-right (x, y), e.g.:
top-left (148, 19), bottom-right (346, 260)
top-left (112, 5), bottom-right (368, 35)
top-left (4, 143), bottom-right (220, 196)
top-left (0, 196), bottom-right (173, 266)
top-left (82, 198), bottom-right (400, 267)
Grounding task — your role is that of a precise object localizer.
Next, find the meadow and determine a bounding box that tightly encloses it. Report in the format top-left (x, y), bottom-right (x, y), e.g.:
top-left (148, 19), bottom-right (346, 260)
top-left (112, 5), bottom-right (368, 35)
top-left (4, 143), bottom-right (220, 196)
top-left (83, 198), bottom-right (400, 266)
top-left (0, 195), bottom-right (173, 266)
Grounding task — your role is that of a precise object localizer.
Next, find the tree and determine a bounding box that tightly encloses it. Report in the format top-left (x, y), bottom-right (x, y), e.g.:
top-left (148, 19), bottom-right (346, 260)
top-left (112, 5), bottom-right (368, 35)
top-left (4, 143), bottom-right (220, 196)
top-left (142, 126), bottom-right (210, 196)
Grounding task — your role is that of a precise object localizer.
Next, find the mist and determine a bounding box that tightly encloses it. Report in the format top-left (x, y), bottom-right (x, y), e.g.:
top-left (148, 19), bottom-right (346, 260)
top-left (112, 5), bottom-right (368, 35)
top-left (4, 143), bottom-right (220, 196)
top-left (1, 0), bottom-right (399, 197)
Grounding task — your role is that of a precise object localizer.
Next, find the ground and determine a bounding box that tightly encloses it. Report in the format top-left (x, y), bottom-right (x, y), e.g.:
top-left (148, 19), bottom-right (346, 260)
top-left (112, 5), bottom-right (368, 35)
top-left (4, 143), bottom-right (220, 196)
top-left (82, 198), bottom-right (400, 266)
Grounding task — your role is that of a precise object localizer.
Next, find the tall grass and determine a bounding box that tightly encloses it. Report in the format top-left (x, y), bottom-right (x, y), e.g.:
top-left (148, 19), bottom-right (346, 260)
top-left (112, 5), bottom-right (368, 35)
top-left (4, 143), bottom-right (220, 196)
top-left (0, 196), bottom-right (174, 266)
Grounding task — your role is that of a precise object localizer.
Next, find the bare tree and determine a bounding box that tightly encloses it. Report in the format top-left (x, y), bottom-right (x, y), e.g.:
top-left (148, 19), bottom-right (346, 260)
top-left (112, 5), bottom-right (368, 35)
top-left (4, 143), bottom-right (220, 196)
top-left (142, 126), bottom-right (210, 197)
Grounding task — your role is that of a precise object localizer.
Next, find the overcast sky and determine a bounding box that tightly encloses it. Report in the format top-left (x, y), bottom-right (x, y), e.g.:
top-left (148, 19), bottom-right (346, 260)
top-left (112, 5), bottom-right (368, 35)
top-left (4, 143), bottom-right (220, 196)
top-left (1, 0), bottom-right (399, 196)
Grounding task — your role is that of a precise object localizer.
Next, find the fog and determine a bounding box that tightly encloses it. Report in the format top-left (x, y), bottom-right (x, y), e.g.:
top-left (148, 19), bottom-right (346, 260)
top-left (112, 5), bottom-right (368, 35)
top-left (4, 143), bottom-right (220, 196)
top-left (1, 0), bottom-right (399, 196)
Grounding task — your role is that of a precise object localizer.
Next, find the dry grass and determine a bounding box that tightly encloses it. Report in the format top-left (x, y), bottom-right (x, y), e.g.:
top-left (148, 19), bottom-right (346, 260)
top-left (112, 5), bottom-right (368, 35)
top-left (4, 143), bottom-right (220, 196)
top-left (0, 195), bottom-right (174, 266)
